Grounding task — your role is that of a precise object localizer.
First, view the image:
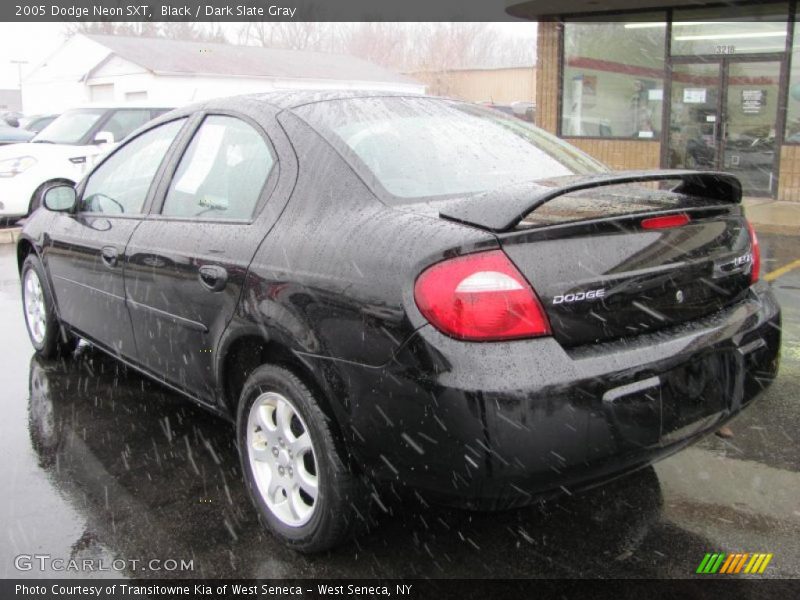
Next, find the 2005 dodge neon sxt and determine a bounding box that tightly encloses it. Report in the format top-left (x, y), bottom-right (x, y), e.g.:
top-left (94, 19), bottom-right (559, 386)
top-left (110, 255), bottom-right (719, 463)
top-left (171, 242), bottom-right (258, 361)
top-left (17, 92), bottom-right (780, 552)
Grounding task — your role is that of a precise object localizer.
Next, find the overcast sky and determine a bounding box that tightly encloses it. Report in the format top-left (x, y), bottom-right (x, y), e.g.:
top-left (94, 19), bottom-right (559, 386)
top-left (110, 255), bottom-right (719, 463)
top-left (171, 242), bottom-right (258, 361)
top-left (0, 23), bottom-right (65, 90)
top-left (0, 21), bottom-right (536, 93)
top-left (0, 22), bottom-right (536, 88)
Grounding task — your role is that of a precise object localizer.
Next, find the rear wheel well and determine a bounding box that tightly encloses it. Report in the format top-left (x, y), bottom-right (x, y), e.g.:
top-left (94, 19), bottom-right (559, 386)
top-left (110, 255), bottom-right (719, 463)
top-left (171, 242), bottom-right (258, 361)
top-left (221, 335), bottom-right (357, 466)
top-left (222, 337), bottom-right (338, 427)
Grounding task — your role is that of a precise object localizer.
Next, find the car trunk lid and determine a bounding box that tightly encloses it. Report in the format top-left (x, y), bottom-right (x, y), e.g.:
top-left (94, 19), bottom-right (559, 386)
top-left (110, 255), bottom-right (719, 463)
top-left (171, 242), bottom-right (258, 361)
top-left (434, 171), bottom-right (754, 347)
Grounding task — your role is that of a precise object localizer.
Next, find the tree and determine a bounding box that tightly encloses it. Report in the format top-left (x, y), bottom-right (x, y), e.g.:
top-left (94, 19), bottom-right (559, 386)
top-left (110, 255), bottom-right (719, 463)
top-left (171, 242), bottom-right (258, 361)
top-left (236, 22), bottom-right (536, 73)
top-left (65, 22), bottom-right (228, 42)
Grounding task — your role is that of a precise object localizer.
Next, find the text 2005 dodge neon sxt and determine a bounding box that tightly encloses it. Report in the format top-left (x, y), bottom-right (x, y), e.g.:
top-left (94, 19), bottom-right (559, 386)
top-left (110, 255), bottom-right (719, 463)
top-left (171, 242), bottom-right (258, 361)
top-left (16, 92), bottom-right (780, 551)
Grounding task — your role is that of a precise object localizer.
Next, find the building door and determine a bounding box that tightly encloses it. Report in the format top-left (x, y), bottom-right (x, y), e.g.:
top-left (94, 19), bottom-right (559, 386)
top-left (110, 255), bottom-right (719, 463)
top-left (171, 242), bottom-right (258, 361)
top-left (668, 57), bottom-right (782, 197)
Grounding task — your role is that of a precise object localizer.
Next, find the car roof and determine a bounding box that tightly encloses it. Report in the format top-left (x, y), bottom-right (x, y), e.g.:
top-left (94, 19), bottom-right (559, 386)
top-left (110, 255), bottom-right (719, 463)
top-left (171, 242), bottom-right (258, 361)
top-left (245, 90), bottom-right (423, 110)
top-left (165, 91), bottom-right (456, 120)
top-left (131, 91), bottom-right (471, 140)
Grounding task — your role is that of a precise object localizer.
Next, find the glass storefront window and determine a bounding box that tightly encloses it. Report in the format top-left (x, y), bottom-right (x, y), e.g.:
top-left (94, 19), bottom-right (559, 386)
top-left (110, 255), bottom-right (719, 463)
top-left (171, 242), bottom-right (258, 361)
top-left (671, 4), bottom-right (789, 56)
top-left (562, 15), bottom-right (666, 139)
top-left (786, 17), bottom-right (800, 142)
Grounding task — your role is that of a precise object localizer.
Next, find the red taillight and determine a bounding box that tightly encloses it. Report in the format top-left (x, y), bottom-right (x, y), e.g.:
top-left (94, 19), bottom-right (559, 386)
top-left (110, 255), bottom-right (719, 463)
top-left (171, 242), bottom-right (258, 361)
top-left (641, 213), bottom-right (691, 230)
top-left (746, 220), bottom-right (760, 284)
top-left (413, 250), bottom-right (551, 341)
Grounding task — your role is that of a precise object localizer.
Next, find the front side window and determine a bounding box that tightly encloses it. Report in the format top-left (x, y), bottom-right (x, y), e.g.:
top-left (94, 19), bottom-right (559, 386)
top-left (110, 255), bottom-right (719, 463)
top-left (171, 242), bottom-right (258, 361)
top-left (562, 15), bottom-right (666, 139)
top-left (81, 119), bottom-right (185, 215)
top-left (297, 97), bottom-right (605, 201)
top-left (161, 116), bottom-right (274, 220)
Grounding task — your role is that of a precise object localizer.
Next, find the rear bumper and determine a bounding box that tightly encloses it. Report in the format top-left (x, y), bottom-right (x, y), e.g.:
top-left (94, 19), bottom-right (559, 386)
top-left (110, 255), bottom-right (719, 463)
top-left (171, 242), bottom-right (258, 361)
top-left (324, 283), bottom-right (780, 509)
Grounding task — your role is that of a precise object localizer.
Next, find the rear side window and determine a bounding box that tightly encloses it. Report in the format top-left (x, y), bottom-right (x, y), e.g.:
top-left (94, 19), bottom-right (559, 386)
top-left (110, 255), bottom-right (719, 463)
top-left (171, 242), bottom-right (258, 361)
top-left (81, 119), bottom-right (185, 215)
top-left (295, 97), bottom-right (606, 201)
top-left (161, 116), bottom-right (274, 220)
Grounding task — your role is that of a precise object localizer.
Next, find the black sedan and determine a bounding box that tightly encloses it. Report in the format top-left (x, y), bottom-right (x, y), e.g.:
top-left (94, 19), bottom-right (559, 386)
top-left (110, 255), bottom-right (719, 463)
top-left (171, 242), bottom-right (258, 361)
top-left (16, 92), bottom-right (780, 552)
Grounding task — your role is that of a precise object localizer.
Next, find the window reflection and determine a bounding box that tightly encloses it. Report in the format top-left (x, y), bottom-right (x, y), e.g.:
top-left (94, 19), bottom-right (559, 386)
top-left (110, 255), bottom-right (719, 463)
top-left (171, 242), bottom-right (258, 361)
top-left (671, 4), bottom-right (789, 57)
top-left (562, 16), bottom-right (666, 139)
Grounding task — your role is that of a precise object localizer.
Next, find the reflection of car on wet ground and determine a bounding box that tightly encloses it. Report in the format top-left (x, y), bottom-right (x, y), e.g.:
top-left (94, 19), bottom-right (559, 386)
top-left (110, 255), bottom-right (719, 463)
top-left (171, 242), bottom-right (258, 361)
top-left (28, 350), bottom-right (699, 578)
top-left (16, 91), bottom-right (780, 553)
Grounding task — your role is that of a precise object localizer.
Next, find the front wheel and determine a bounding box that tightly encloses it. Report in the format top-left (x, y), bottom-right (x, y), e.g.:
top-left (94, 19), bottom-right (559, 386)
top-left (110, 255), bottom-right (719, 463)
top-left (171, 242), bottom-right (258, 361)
top-left (236, 365), bottom-right (366, 552)
top-left (21, 254), bottom-right (78, 358)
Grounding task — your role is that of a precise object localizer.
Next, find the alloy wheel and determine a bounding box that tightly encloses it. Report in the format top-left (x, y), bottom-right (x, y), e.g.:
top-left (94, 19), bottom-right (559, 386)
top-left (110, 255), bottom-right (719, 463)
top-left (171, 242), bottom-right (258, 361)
top-left (247, 391), bottom-right (319, 527)
top-left (23, 269), bottom-right (47, 345)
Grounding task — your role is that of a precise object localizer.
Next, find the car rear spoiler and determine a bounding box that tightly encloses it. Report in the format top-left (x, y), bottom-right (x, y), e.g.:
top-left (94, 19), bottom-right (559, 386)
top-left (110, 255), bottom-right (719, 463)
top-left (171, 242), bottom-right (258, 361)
top-left (437, 170), bottom-right (742, 233)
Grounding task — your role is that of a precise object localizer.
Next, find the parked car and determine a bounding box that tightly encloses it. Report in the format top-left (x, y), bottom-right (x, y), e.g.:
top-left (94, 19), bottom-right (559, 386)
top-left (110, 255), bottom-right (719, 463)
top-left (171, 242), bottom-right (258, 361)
top-left (0, 123), bottom-right (35, 146)
top-left (511, 101), bottom-right (535, 122)
top-left (563, 116), bottom-right (614, 137)
top-left (481, 102), bottom-right (516, 117)
top-left (1, 111), bottom-right (24, 128)
top-left (17, 92), bottom-right (780, 553)
top-left (0, 105), bottom-right (170, 219)
top-left (20, 114), bottom-right (59, 134)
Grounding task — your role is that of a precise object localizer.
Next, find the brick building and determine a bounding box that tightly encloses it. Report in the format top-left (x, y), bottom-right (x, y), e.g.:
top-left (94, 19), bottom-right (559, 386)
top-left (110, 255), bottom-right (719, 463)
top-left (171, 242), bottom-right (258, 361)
top-left (508, 1), bottom-right (800, 201)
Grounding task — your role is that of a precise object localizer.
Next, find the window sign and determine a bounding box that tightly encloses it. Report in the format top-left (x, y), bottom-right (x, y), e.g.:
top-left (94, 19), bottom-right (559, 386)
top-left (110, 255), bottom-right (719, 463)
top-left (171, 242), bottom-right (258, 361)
top-left (683, 88), bottom-right (707, 104)
top-left (742, 89), bottom-right (766, 115)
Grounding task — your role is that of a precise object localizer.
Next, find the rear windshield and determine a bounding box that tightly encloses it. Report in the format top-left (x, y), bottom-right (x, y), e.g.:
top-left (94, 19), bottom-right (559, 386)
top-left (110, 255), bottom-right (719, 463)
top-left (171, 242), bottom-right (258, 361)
top-left (295, 97), bottom-right (607, 202)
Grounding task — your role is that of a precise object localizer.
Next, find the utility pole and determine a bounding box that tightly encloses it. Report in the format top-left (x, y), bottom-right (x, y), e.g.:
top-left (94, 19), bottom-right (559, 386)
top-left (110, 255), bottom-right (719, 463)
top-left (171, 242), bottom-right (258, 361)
top-left (10, 59), bottom-right (29, 90)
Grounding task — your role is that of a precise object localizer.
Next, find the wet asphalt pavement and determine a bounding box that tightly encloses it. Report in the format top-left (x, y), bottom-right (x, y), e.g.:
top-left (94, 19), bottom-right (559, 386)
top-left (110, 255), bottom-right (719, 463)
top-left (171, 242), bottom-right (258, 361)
top-left (0, 231), bottom-right (798, 580)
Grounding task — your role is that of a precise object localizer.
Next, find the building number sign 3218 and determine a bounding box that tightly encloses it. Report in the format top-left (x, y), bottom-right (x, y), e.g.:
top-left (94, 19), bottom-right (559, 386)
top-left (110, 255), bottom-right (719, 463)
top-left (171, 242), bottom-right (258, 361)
top-left (715, 45), bottom-right (736, 55)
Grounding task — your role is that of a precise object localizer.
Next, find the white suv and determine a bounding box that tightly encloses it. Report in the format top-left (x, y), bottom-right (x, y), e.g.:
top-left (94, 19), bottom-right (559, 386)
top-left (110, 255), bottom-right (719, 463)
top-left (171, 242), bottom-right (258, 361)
top-left (0, 105), bottom-right (170, 219)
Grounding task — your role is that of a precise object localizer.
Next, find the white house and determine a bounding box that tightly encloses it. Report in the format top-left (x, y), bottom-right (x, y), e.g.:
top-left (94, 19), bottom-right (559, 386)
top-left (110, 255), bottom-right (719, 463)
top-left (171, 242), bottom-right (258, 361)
top-left (22, 34), bottom-right (425, 114)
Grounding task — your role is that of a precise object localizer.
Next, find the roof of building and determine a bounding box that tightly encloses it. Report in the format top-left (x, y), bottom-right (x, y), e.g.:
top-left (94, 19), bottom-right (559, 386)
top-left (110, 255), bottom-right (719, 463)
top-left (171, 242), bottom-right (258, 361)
top-left (84, 34), bottom-right (419, 85)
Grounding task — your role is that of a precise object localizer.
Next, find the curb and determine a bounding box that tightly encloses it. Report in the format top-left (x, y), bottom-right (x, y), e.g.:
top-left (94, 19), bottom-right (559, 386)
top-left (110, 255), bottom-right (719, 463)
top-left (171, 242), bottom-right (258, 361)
top-left (751, 223), bottom-right (800, 236)
top-left (0, 228), bottom-right (21, 245)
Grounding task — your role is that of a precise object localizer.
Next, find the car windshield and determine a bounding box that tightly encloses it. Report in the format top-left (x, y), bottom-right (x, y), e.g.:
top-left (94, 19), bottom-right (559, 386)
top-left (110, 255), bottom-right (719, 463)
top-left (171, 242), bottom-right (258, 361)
top-left (33, 108), bottom-right (105, 144)
top-left (296, 97), bottom-right (607, 201)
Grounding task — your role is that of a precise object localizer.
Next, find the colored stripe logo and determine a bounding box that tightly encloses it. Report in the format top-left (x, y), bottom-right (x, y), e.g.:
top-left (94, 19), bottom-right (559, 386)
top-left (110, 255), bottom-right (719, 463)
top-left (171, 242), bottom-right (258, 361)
top-left (696, 553), bottom-right (773, 574)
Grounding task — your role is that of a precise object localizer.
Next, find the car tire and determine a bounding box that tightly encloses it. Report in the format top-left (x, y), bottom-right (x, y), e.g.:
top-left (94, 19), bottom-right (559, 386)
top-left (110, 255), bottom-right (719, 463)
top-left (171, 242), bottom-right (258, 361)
top-left (236, 364), bottom-right (366, 553)
top-left (21, 254), bottom-right (79, 359)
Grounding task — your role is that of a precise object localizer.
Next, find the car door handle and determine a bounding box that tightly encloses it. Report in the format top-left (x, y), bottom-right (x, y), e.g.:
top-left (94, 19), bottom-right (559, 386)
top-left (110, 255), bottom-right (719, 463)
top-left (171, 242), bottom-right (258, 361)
top-left (198, 265), bottom-right (228, 292)
top-left (100, 246), bottom-right (119, 268)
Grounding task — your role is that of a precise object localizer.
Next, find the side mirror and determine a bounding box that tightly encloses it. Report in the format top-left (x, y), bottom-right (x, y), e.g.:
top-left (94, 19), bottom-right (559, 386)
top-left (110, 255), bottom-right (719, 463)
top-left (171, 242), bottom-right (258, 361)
top-left (93, 131), bottom-right (114, 145)
top-left (3, 116), bottom-right (19, 128)
top-left (43, 185), bottom-right (76, 212)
